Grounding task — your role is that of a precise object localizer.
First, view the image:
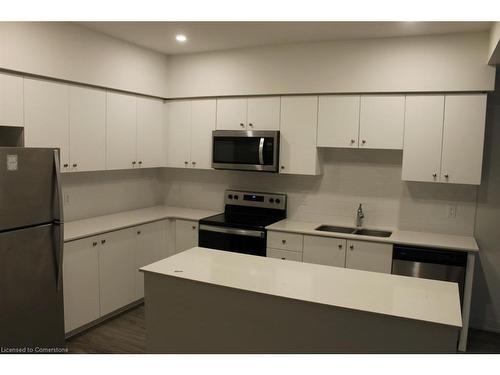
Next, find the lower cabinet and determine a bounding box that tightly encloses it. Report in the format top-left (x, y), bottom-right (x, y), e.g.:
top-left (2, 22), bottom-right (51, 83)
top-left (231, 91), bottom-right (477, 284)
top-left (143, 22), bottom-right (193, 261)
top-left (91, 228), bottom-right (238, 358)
top-left (345, 239), bottom-right (393, 274)
top-left (175, 219), bottom-right (199, 253)
top-left (267, 248), bottom-right (303, 262)
top-left (63, 220), bottom-right (168, 334)
top-left (63, 236), bottom-right (100, 333)
top-left (303, 235), bottom-right (346, 267)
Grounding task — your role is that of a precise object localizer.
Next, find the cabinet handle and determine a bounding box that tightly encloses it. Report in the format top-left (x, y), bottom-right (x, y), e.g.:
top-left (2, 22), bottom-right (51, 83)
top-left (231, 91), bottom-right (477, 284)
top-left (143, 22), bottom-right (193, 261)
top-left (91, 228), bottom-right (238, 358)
top-left (338, 244), bottom-right (343, 249)
top-left (63, 163), bottom-right (69, 168)
top-left (361, 140), bottom-right (366, 144)
top-left (280, 166), bottom-right (285, 170)
top-left (249, 123), bottom-right (253, 127)
top-left (192, 225), bottom-right (197, 230)
top-left (138, 161), bottom-right (142, 165)
top-left (281, 239), bottom-right (286, 244)
top-left (444, 173), bottom-right (449, 178)
top-left (92, 241), bottom-right (97, 247)
top-left (350, 139), bottom-right (355, 144)
top-left (72, 163), bottom-right (77, 168)
top-left (192, 161), bottom-right (196, 165)
top-left (349, 245), bottom-right (354, 250)
top-left (101, 239), bottom-right (106, 244)
top-left (432, 173), bottom-right (437, 178)
top-left (184, 161), bottom-right (188, 165)
top-left (281, 257), bottom-right (286, 260)
top-left (240, 123), bottom-right (245, 127)
top-left (132, 161), bottom-right (136, 165)
top-left (137, 230), bottom-right (141, 235)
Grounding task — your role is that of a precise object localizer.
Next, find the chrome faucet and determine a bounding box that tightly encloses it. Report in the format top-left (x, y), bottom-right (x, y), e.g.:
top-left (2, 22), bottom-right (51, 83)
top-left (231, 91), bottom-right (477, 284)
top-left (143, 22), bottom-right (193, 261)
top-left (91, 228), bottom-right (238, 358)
top-left (356, 204), bottom-right (364, 227)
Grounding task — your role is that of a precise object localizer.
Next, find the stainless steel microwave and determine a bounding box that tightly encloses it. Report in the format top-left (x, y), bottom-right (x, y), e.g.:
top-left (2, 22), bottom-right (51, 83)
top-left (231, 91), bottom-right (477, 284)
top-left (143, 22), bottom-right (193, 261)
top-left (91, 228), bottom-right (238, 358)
top-left (212, 130), bottom-right (280, 172)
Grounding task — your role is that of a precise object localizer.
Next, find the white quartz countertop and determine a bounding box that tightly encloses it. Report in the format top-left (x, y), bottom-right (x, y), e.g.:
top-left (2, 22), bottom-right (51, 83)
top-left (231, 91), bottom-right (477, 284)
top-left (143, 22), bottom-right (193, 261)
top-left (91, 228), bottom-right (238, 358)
top-left (266, 219), bottom-right (479, 252)
top-left (64, 206), bottom-right (218, 242)
top-left (141, 247), bottom-right (463, 328)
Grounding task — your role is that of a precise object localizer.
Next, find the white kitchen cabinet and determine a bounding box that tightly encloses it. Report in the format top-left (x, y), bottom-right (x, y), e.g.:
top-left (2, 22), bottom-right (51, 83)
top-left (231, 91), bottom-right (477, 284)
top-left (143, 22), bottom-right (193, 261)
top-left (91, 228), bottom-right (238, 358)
top-left (216, 98), bottom-right (247, 130)
top-left (279, 96), bottom-right (321, 175)
top-left (266, 248), bottom-right (303, 262)
top-left (106, 92), bottom-right (137, 170)
top-left (69, 86), bottom-right (106, 172)
top-left (267, 231), bottom-right (303, 252)
top-left (345, 239), bottom-right (393, 274)
top-left (359, 95), bottom-right (405, 149)
top-left (0, 72), bottom-right (24, 127)
top-left (167, 99), bottom-right (215, 170)
top-left (317, 95), bottom-right (360, 148)
top-left (247, 97), bottom-right (280, 130)
top-left (167, 101), bottom-right (191, 168)
top-left (134, 220), bottom-right (168, 299)
top-left (137, 97), bottom-right (165, 168)
top-left (63, 236), bottom-right (100, 333)
top-left (98, 228), bottom-right (137, 316)
top-left (190, 99), bottom-right (216, 169)
top-left (441, 94), bottom-right (487, 185)
top-left (24, 78), bottom-right (70, 171)
top-left (402, 95), bottom-right (445, 183)
top-left (303, 235), bottom-right (346, 268)
top-left (175, 219), bottom-right (199, 253)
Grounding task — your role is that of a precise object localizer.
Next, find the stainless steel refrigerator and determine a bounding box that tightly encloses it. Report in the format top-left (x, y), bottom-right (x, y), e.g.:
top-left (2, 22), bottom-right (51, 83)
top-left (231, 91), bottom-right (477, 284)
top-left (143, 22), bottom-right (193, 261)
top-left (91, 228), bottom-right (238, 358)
top-left (0, 147), bottom-right (65, 350)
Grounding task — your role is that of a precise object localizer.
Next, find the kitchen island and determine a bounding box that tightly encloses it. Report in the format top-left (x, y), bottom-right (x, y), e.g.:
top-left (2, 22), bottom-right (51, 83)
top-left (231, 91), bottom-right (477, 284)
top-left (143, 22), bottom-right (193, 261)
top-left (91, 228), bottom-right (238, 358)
top-left (140, 247), bottom-right (462, 353)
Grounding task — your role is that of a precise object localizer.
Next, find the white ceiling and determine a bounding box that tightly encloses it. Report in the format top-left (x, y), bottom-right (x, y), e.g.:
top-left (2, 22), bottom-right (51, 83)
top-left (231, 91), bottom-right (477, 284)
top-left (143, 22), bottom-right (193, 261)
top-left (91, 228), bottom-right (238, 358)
top-left (79, 22), bottom-right (492, 55)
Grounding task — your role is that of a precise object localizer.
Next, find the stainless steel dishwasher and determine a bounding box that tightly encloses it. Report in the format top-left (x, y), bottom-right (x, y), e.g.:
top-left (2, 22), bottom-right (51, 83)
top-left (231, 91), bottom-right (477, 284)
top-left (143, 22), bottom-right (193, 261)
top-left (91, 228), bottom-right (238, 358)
top-left (392, 245), bottom-right (467, 304)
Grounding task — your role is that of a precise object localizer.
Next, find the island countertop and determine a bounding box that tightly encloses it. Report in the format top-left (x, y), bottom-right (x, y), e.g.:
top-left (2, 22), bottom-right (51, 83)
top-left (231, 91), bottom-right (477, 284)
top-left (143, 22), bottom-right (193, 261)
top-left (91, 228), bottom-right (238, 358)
top-left (141, 247), bottom-right (462, 328)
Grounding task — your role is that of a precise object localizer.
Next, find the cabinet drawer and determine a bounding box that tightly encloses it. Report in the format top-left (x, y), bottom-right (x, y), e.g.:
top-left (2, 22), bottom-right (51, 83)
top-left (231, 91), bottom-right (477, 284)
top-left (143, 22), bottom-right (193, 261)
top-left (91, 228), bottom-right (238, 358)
top-left (267, 248), bottom-right (303, 262)
top-left (267, 231), bottom-right (303, 252)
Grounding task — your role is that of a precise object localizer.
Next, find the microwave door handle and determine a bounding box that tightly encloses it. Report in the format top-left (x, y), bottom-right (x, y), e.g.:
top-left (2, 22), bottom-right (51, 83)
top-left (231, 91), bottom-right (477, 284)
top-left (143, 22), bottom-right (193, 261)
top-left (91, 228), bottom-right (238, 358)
top-left (258, 137), bottom-right (265, 165)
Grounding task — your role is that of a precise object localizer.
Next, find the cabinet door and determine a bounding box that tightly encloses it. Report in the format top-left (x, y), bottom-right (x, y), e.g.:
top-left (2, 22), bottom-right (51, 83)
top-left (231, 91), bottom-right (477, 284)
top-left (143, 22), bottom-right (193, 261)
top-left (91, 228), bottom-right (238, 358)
top-left (135, 221), bottom-right (167, 300)
top-left (441, 94), bottom-right (487, 185)
top-left (359, 95), bottom-right (405, 149)
top-left (24, 79), bottom-right (70, 171)
top-left (106, 92), bottom-right (137, 170)
top-left (137, 97), bottom-right (165, 168)
top-left (279, 96), bottom-right (320, 175)
top-left (175, 219), bottom-right (199, 253)
top-left (63, 237), bottom-right (100, 333)
top-left (345, 240), bottom-right (393, 274)
top-left (317, 95), bottom-right (360, 148)
top-left (167, 101), bottom-right (191, 168)
top-left (99, 228), bottom-right (137, 316)
top-left (247, 97), bottom-right (280, 130)
top-left (69, 86), bottom-right (106, 172)
top-left (402, 95), bottom-right (444, 183)
top-left (0, 73), bottom-right (24, 127)
top-left (216, 98), bottom-right (247, 130)
top-left (303, 235), bottom-right (346, 267)
top-left (190, 99), bottom-right (216, 169)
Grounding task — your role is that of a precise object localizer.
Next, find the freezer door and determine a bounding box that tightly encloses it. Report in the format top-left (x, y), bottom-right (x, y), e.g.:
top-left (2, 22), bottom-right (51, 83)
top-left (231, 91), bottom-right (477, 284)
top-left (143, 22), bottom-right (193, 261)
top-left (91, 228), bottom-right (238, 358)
top-left (0, 147), bottom-right (60, 231)
top-left (0, 224), bottom-right (65, 349)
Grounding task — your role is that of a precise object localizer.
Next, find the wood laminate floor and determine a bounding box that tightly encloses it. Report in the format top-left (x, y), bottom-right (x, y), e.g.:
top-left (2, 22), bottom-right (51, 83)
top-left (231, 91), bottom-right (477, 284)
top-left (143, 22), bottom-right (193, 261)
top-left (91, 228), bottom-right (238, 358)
top-left (66, 304), bottom-right (500, 354)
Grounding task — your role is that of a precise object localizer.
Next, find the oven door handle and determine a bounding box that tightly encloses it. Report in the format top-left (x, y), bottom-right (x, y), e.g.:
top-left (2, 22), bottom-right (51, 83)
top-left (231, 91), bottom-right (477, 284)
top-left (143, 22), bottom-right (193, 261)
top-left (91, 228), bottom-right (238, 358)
top-left (199, 224), bottom-right (265, 238)
top-left (258, 137), bottom-right (264, 165)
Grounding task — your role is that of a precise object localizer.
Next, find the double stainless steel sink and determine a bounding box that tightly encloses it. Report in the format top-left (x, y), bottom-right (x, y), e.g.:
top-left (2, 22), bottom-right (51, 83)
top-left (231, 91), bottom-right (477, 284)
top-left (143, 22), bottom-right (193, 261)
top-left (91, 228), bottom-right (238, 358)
top-left (315, 225), bottom-right (392, 238)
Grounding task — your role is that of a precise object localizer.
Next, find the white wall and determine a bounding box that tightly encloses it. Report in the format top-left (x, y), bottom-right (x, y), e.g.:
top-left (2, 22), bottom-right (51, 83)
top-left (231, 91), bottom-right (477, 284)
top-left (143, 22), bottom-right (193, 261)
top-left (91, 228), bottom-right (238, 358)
top-left (471, 68), bottom-right (500, 333)
top-left (167, 32), bottom-right (495, 98)
top-left (162, 149), bottom-right (477, 235)
top-left (62, 169), bottom-right (163, 221)
top-left (0, 22), bottom-right (169, 97)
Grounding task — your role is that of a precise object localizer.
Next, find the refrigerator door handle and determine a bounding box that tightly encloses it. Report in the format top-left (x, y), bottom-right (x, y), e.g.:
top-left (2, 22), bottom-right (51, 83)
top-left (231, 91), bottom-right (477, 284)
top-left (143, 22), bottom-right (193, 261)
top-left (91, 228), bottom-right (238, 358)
top-left (53, 150), bottom-right (64, 290)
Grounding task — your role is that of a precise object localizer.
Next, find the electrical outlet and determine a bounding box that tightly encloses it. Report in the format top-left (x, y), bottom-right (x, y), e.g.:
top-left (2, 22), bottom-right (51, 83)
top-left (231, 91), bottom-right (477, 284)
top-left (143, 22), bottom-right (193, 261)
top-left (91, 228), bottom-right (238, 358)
top-left (447, 205), bottom-right (457, 218)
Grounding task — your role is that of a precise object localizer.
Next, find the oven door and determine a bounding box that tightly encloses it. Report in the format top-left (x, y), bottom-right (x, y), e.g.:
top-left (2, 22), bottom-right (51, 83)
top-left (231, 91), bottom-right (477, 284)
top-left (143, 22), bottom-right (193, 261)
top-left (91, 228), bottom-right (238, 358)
top-left (198, 224), bottom-right (266, 257)
top-left (212, 130), bottom-right (279, 172)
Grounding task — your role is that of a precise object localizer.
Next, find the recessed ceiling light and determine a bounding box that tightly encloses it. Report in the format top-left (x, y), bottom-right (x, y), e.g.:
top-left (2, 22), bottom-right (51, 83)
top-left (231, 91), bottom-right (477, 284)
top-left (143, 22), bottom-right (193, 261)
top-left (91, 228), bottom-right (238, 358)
top-left (175, 34), bottom-right (187, 43)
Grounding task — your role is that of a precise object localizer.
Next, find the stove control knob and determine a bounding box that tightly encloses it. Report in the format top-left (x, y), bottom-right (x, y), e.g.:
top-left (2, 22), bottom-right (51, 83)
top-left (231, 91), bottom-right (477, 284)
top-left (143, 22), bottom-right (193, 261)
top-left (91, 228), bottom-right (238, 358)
top-left (269, 198), bottom-right (274, 203)
top-left (228, 194), bottom-right (233, 199)
top-left (234, 195), bottom-right (239, 200)
top-left (275, 198), bottom-right (281, 204)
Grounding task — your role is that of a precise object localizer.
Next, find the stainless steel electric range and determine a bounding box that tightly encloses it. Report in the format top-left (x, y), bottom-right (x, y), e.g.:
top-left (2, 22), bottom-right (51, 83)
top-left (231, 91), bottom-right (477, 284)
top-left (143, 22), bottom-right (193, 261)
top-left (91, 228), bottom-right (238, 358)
top-left (198, 190), bottom-right (287, 257)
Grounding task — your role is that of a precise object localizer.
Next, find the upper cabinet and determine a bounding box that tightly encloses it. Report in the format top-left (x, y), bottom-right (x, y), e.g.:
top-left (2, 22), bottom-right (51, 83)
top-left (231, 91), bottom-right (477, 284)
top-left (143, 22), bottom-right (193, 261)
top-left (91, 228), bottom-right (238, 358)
top-left (359, 95), bottom-right (406, 149)
top-left (137, 97), bottom-right (166, 168)
top-left (402, 94), bottom-right (486, 185)
top-left (317, 95), bottom-right (360, 148)
top-left (0, 73), bottom-right (24, 127)
top-left (167, 99), bottom-right (216, 169)
top-left (216, 97), bottom-right (280, 130)
top-left (106, 92), bottom-right (137, 170)
top-left (279, 96), bottom-right (321, 175)
top-left (317, 94), bottom-right (405, 150)
top-left (24, 78), bottom-right (70, 171)
top-left (107, 93), bottom-right (165, 170)
top-left (69, 86), bottom-right (106, 172)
